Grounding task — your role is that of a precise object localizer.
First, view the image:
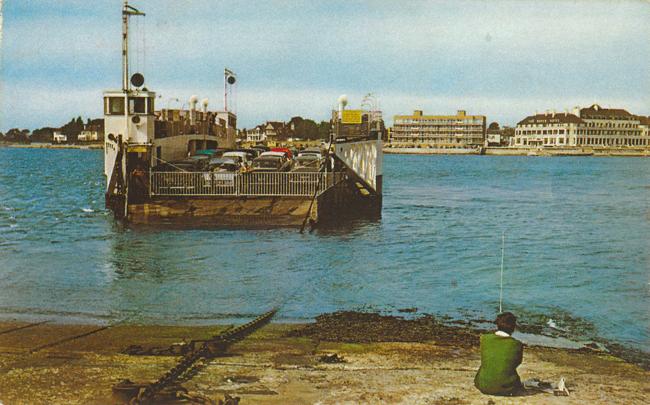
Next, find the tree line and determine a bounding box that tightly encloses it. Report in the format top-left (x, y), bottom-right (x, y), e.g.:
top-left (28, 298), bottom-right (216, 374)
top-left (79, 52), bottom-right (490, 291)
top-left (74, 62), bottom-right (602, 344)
top-left (288, 116), bottom-right (332, 140)
top-left (243, 116), bottom-right (332, 141)
top-left (0, 117), bottom-right (103, 144)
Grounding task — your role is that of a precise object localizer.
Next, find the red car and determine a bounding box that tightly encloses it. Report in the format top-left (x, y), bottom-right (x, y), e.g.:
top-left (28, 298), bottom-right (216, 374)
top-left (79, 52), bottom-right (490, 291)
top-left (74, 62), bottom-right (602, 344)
top-left (271, 147), bottom-right (293, 159)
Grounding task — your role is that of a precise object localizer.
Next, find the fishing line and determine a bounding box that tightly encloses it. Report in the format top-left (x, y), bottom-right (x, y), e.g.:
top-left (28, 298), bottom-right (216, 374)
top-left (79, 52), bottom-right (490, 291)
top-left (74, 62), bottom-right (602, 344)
top-left (499, 231), bottom-right (505, 313)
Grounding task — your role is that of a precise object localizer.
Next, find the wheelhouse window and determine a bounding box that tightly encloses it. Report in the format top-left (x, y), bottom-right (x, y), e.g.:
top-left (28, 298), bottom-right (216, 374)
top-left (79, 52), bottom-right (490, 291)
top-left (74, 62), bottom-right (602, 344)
top-left (129, 97), bottom-right (146, 114)
top-left (105, 97), bottom-right (125, 115)
top-left (147, 97), bottom-right (155, 114)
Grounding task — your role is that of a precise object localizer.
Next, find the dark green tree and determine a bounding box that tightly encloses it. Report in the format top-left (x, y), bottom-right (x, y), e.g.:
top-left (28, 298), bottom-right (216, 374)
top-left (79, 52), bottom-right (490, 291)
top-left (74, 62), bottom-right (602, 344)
top-left (30, 127), bottom-right (56, 143)
top-left (5, 128), bottom-right (30, 143)
top-left (287, 117), bottom-right (324, 140)
top-left (317, 121), bottom-right (331, 140)
top-left (61, 117), bottom-right (84, 142)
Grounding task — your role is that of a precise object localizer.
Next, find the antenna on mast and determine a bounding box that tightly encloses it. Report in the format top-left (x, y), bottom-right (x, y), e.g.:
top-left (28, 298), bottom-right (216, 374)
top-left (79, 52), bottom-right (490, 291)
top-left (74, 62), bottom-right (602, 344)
top-left (224, 68), bottom-right (236, 112)
top-left (122, 1), bottom-right (145, 91)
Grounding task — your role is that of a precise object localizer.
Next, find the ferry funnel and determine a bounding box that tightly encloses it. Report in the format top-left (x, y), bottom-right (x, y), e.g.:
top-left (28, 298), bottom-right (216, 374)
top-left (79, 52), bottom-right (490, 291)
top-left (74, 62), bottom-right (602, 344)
top-left (338, 94), bottom-right (348, 108)
top-left (189, 95), bottom-right (199, 109)
top-left (338, 95), bottom-right (348, 118)
top-left (189, 95), bottom-right (198, 124)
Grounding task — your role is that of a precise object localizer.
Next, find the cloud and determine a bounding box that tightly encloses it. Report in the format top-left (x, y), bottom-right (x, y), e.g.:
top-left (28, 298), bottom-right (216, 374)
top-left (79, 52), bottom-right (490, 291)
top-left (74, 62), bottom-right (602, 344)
top-left (1, 0), bottom-right (649, 131)
top-left (1, 84), bottom-right (101, 130)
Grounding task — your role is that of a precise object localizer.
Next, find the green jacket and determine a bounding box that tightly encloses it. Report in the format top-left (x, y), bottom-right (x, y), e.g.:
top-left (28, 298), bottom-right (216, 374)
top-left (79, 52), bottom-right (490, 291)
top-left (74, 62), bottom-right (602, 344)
top-left (474, 332), bottom-right (523, 395)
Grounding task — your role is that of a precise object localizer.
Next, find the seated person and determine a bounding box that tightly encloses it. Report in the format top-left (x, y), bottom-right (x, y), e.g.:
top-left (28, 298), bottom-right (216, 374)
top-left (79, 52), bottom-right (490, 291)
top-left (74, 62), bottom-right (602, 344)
top-left (474, 312), bottom-right (524, 396)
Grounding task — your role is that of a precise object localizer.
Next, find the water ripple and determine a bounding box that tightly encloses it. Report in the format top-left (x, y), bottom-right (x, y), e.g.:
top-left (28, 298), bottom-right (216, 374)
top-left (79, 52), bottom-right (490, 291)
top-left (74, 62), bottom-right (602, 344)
top-left (0, 149), bottom-right (648, 353)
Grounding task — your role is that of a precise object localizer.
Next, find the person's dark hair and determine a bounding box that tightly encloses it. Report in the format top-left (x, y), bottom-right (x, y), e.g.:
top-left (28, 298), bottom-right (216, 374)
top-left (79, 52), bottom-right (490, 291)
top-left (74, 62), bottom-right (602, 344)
top-left (495, 312), bottom-right (517, 334)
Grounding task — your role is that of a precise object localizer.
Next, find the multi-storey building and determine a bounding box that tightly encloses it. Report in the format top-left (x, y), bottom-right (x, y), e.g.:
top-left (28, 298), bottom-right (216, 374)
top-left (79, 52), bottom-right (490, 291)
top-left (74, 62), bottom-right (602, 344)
top-left (576, 105), bottom-right (644, 147)
top-left (514, 104), bottom-right (649, 147)
top-left (638, 116), bottom-right (650, 139)
top-left (391, 110), bottom-right (486, 147)
top-left (512, 112), bottom-right (583, 147)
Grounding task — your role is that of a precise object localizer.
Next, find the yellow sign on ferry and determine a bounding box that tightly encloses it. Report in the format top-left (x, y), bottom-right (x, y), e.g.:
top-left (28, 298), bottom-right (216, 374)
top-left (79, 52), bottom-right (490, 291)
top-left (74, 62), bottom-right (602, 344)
top-left (342, 110), bottom-right (363, 124)
top-left (127, 145), bottom-right (148, 153)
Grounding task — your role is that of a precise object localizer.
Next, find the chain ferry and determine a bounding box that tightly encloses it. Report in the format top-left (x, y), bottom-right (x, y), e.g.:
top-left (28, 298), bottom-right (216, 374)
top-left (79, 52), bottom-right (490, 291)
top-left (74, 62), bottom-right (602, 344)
top-left (104, 2), bottom-right (382, 227)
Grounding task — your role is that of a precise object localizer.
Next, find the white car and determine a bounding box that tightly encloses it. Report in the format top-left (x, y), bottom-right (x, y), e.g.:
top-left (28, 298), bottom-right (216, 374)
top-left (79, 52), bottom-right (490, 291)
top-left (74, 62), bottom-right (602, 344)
top-left (298, 147), bottom-right (323, 158)
top-left (223, 151), bottom-right (253, 165)
top-left (259, 151), bottom-right (289, 159)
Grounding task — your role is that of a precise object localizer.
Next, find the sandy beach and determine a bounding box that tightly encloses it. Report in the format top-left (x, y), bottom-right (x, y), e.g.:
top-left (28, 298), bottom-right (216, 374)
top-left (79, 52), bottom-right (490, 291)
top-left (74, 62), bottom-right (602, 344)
top-left (0, 313), bottom-right (647, 404)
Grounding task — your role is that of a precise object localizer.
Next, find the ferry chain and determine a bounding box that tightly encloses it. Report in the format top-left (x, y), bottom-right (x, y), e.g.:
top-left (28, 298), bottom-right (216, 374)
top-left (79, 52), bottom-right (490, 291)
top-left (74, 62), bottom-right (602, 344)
top-left (117, 308), bottom-right (277, 404)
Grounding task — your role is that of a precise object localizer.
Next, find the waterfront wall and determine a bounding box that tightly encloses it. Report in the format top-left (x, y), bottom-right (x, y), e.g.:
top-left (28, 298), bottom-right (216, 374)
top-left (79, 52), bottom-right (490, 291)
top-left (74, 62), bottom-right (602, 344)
top-left (384, 146), bottom-right (650, 157)
top-left (384, 147), bottom-right (479, 155)
top-left (485, 147), bottom-right (650, 156)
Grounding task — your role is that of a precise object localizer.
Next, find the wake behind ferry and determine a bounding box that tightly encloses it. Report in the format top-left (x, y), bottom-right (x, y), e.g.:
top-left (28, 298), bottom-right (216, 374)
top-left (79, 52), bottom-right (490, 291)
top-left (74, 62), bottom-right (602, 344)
top-left (104, 2), bottom-right (382, 227)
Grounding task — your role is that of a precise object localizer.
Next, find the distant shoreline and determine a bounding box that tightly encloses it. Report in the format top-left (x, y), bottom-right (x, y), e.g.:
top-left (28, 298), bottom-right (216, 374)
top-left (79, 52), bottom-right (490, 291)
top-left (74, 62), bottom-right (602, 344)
top-left (384, 146), bottom-right (650, 157)
top-left (3, 143), bottom-right (649, 157)
top-left (0, 142), bottom-right (103, 150)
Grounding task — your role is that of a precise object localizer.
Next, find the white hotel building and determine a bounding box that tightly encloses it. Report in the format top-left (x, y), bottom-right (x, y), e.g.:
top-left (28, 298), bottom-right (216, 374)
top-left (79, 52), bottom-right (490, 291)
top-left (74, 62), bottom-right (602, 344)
top-left (513, 112), bottom-right (583, 147)
top-left (513, 104), bottom-right (649, 148)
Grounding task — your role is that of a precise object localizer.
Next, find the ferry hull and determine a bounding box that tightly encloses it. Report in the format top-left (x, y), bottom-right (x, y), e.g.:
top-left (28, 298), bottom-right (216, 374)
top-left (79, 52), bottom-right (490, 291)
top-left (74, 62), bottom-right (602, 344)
top-left (124, 178), bottom-right (381, 227)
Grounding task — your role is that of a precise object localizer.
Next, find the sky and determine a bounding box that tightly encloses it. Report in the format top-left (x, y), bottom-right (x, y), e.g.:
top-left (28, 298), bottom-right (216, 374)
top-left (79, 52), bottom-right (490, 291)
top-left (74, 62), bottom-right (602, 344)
top-left (1, 0), bottom-right (649, 132)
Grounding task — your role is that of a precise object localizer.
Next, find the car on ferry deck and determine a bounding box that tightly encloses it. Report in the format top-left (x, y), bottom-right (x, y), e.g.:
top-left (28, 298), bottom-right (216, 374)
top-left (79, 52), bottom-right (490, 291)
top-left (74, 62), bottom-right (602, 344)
top-left (237, 148), bottom-right (262, 158)
top-left (158, 156), bottom-right (209, 172)
top-left (253, 144), bottom-right (270, 151)
top-left (250, 147), bottom-right (267, 157)
top-left (298, 147), bottom-right (323, 158)
top-left (260, 150), bottom-right (292, 160)
top-left (208, 157), bottom-right (241, 172)
top-left (251, 153), bottom-right (292, 172)
top-left (270, 147), bottom-right (293, 159)
top-left (189, 154), bottom-right (211, 162)
top-left (291, 154), bottom-right (322, 172)
top-left (223, 151), bottom-right (254, 168)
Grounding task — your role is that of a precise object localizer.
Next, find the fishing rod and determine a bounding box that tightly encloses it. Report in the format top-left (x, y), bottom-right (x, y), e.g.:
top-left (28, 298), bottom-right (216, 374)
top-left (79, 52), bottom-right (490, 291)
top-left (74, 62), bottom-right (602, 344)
top-left (499, 231), bottom-right (505, 313)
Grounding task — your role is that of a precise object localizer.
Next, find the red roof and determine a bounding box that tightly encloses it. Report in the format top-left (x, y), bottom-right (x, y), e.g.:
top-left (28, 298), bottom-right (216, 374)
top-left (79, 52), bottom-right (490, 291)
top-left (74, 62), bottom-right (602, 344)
top-left (634, 115), bottom-right (650, 125)
top-left (517, 113), bottom-right (583, 126)
top-left (579, 104), bottom-right (633, 119)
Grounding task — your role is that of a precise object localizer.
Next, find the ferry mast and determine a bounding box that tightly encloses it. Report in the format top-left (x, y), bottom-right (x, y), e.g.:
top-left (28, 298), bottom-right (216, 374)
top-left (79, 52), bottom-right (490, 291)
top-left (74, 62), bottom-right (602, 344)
top-left (122, 1), bottom-right (145, 91)
top-left (104, 1), bottom-right (153, 219)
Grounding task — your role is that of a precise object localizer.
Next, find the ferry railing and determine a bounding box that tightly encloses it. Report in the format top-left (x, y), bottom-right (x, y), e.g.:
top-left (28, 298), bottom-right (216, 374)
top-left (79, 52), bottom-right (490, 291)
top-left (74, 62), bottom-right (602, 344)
top-left (149, 171), bottom-right (343, 197)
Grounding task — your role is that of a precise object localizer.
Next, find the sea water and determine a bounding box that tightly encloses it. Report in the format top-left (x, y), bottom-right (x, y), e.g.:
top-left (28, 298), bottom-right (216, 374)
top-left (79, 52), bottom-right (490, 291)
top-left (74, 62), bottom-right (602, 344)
top-left (0, 148), bottom-right (648, 352)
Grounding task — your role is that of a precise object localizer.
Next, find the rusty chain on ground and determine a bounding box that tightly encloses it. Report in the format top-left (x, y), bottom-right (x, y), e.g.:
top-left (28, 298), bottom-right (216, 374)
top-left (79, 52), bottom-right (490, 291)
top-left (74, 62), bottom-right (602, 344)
top-left (113, 308), bottom-right (277, 404)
